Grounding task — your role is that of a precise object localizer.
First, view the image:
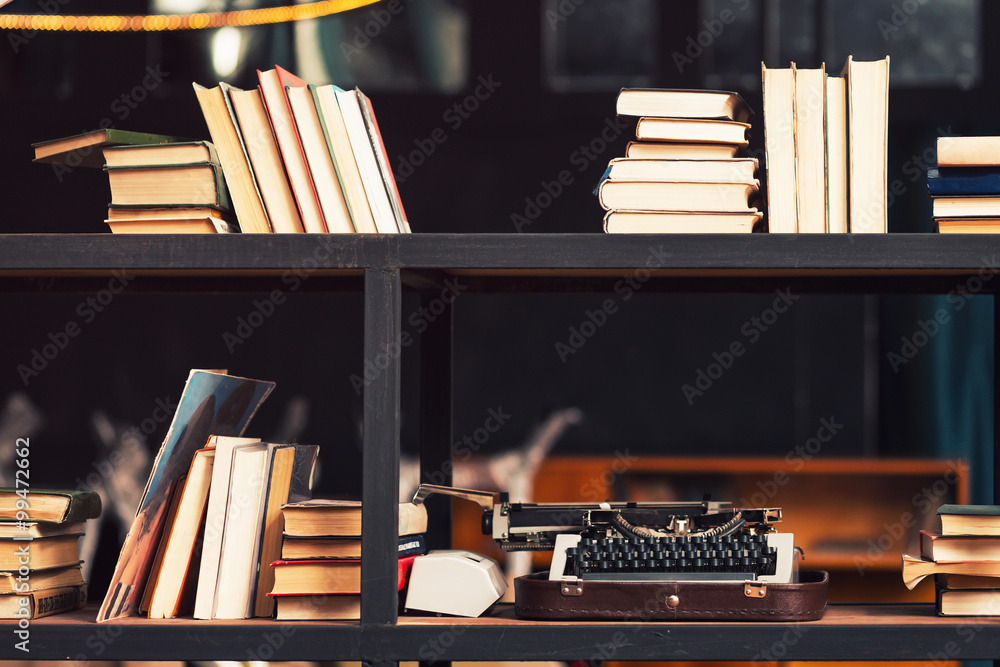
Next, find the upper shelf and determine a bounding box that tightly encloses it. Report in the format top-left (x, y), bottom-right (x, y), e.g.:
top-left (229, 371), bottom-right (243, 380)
top-left (1, 233), bottom-right (999, 293)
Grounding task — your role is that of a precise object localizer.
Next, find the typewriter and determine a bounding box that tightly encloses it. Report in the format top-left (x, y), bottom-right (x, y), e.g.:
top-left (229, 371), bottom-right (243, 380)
top-left (413, 484), bottom-right (796, 584)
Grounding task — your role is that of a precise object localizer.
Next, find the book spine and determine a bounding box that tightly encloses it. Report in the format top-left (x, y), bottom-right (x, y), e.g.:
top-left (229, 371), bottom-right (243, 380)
top-left (27, 584), bottom-right (87, 619)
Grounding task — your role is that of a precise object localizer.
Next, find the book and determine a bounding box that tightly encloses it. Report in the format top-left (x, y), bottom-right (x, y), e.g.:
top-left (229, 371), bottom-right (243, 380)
top-left (935, 573), bottom-right (1000, 590)
top-left (106, 205), bottom-right (229, 220)
top-left (253, 443), bottom-right (319, 617)
top-left (257, 66), bottom-right (327, 234)
top-left (938, 504), bottom-right (1000, 536)
top-left (0, 563), bottom-right (84, 594)
top-left (281, 499), bottom-right (429, 538)
top-left (312, 83), bottom-right (379, 234)
top-left (32, 129), bottom-right (189, 169)
top-left (937, 136), bottom-right (1000, 167)
top-left (793, 64), bottom-right (828, 233)
top-left (602, 210), bottom-right (763, 234)
top-left (281, 533), bottom-right (426, 560)
top-left (761, 63), bottom-right (797, 233)
top-left (920, 529), bottom-right (1000, 562)
top-left (936, 587), bottom-right (1000, 616)
top-left (102, 141), bottom-right (218, 168)
top-left (597, 180), bottom-right (760, 213)
top-left (0, 583), bottom-right (87, 619)
top-left (843, 55), bottom-right (890, 233)
top-left (0, 534), bottom-right (81, 570)
top-left (937, 218), bottom-right (1000, 233)
top-left (932, 197), bottom-right (1000, 218)
top-left (212, 443), bottom-right (268, 619)
top-left (286, 85), bottom-right (356, 233)
top-left (332, 87), bottom-right (399, 233)
top-left (192, 82), bottom-right (272, 234)
top-left (825, 75), bottom-right (849, 233)
top-left (633, 118), bottom-right (750, 146)
top-left (602, 158), bottom-right (758, 183)
top-left (192, 435), bottom-right (263, 620)
top-left (105, 217), bottom-right (232, 234)
top-left (139, 474), bottom-right (186, 614)
top-left (97, 369), bottom-right (275, 623)
top-left (104, 162), bottom-right (229, 208)
top-left (228, 86), bottom-right (306, 234)
top-left (0, 489), bottom-right (100, 524)
top-left (274, 593), bottom-right (362, 620)
top-left (902, 553), bottom-right (1000, 589)
top-left (625, 141), bottom-right (740, 160)
top-left (0, 521), bottom-right (84, 539)
top-left (928, 167), bottom-right (1000, 196)
top-left (268, 554), bottom-right (419, 596)
top-left (356, 88), bottom-right (410, 233)
top-left (147, 448), bottom-right (215, 619)
top-left (615, 88), bottom-right (752, 123)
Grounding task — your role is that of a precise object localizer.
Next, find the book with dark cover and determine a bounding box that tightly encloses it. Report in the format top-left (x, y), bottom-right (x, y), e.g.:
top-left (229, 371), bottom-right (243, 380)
top-left (104, 162), bottom-right (231, 209)
top-left (96, 369), bottom-right (275, 623)
top-left (32, 129), bottom-right (191, 168)
top-left (268, 554), bottom-right (419, 595)
top-left (0, 489), bottom-right (101, 524)
top-left (281, 533), bottom-right (426, 560)
top-left (938, 504), bottom-right (1000, 536)
top-left (928, 168), bottom-right (1000, 196)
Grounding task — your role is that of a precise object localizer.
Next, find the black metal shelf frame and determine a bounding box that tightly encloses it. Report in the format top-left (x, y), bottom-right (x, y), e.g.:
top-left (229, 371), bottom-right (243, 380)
top-left (1, 233), bottom-right (1000, 663)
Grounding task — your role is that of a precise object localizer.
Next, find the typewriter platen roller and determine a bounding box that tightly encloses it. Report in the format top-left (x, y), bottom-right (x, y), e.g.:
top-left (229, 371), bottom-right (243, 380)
top-left (412, 484), bottom-right (797, 584)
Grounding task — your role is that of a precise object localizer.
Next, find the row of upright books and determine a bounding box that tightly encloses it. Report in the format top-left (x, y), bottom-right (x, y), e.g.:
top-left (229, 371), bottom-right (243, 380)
top-left (762, 56), bottom-right (890, 233)
top-left (930, 136), bottom-right (1000, 233)
top-left (902, 504), bottom-right (1000, 616)
top-left (0, 489), bottom-right (101, 619)
top-left (31, 65), bottom-right (409, 235)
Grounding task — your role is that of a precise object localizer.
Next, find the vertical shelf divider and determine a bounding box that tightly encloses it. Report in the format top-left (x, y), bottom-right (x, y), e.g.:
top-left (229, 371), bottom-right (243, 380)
top-left (361, 266), bottom-right (403, 627)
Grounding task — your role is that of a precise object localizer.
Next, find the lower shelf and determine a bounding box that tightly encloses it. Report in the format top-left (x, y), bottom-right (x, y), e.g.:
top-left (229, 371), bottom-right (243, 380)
top-left (4, 603), bottom-right (1000, 662)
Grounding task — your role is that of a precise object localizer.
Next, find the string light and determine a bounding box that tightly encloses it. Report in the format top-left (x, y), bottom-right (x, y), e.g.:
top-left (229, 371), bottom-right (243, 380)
top-left (0, 0), bottom-right (378, 32)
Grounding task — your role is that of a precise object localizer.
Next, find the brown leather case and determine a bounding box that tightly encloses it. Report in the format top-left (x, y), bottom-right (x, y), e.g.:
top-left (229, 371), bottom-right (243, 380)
top-left (514, 570), bottom-right (828, 621)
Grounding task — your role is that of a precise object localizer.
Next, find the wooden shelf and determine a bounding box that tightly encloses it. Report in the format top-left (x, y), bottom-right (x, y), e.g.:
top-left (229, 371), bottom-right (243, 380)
top-left (5, 604), bottom-right (1000, 662)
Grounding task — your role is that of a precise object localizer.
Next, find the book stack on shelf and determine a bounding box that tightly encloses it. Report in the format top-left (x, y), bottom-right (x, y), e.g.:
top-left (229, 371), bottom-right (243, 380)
top-left (597, 88), bottom-right (762, 234)
top-left (193, 65), bottom-right (410, 235)
top-left (901, 504), bottom-right (1000, 616)
top-left (0, 489), bottom-right (101, 619)
top-left (762, 56), bottom-right (889, 233)
top-left (931, 136), bottom-right (1000, 233)
top-left (103, 141), bottom-right (235, 234)
top-left (268, 499), bottom-right (427, 620)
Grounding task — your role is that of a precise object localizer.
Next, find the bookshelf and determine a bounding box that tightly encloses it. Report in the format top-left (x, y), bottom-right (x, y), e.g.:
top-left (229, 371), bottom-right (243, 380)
top-left (2, 232), bottom-right (1000, 663)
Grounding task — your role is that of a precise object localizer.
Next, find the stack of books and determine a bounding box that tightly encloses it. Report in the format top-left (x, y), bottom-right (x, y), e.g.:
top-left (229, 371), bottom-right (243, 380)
top-left (193, 65), bottom-right (410, 235)
top-left (901, 504), bottom-right (1000, 615)
top-left (32, 129), bottom-right (234, 234)
top-left (931, 136), bottom-right (1000, 233)
top-left (268, 499), bottom-right (428, 620)
top-left (762, 56), bottom-right (889, 233)
top-left (102, 140), bottom-right (234, 234)
top-left (598, 88), bottom-right (762, 234)
top-left (140, 436), bottom-right (321, 620)
top-left (0, 489), bottom-right (101, 619)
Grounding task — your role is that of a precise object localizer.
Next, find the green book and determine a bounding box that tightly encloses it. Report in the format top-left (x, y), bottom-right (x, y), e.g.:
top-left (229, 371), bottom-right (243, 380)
top-left (0, 489), bottom-right (102, 524)
top-left (938, 504), bottom-right (1000, 536)
top-left (32, 129), bottom-right (193, 169)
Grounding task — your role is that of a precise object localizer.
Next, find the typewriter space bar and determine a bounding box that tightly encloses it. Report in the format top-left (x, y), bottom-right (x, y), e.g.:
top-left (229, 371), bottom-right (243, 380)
top-left (581, 572), bottom-right (753, 582)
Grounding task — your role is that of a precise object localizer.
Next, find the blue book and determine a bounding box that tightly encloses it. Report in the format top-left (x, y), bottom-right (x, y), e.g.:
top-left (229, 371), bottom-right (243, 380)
top-left (928, 167), bottom-right (1000, 196)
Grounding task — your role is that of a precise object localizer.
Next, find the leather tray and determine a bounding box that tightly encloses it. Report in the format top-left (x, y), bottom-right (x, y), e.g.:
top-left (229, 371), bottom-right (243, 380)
top-left (514, 570), bottom-right (829, 621)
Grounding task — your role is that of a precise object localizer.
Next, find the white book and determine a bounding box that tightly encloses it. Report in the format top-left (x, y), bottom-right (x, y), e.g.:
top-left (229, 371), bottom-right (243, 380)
top-left (192, 435), bottom-right (262, 620)
top-left (212, 444), bottom-right (268, 619)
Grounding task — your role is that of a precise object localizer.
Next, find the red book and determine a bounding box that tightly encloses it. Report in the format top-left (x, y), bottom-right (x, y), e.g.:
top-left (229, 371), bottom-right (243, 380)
top-left (267, 554), bottom-right (419, 596)
top-left (257, 65), bottom-right (328, 233)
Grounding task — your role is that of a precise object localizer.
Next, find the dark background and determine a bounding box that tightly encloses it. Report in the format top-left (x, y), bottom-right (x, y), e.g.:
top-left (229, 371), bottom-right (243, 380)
top-left (0, 0), bottom-right (995, 594)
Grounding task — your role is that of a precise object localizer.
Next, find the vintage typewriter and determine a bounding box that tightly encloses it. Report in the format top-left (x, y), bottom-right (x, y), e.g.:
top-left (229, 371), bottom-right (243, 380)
top-left (413, 484), bottom-right (797, 584)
